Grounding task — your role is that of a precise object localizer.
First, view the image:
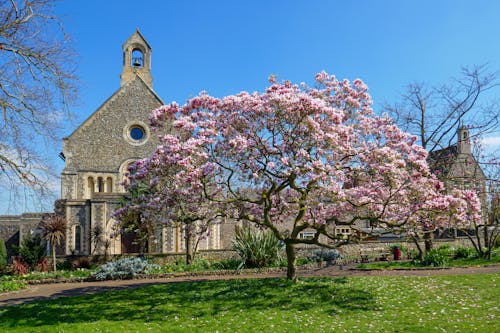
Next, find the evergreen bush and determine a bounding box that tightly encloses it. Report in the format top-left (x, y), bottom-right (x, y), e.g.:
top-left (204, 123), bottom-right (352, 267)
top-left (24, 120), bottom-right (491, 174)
top-left (14, 234), bottom-right (46, 270)
top-left (0, 239), bottom-right (7, 270)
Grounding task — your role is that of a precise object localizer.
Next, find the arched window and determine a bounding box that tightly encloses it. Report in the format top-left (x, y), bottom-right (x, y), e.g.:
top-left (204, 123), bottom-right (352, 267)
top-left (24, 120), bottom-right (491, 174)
top-left (75, 225), bottom-right (81, 253)
top-left (87, 177), bottom-right (95, 198)
top-left (106, 177), bottom-right (113, 193)
top-left (97, 177), bottom-right (104, 193)
top-left (131, 49), bottom-right (143, 67)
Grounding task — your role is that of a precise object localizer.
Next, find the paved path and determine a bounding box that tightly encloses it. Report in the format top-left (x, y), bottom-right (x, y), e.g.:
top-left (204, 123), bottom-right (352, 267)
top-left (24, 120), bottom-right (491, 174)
top-left (1, 264), bottom-right (498, 307)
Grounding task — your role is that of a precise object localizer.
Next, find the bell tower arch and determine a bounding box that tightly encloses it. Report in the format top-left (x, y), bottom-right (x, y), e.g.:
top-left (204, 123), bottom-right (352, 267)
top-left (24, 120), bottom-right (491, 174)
top-left (120, 29), bottom-right (153, 88)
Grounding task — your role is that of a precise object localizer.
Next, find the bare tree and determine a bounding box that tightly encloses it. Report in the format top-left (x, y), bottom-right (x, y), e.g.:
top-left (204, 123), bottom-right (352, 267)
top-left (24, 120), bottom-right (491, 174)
top-left (384, 64), bottom-right (498, 152)
top-left (385, 65), bottom-right (499, 251)
top-left (461, 140), bottom-right (500, 259)
top-left (0, 0), bottom-right (77, 211)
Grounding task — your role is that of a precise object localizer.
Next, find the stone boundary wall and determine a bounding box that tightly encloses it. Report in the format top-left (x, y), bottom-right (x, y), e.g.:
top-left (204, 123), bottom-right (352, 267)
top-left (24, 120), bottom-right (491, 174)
top-left (82, 237), bottom-right (474, 264)
top-left (0, 213), bottom-right (47, 257)
top-left (326, 237), bottom-right (472, 260)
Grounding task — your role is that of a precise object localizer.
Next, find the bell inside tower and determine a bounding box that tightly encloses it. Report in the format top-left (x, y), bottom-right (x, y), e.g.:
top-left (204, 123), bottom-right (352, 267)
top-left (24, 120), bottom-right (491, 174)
top-left (131, 49), bottom-right (143, 67)
top-left (120, 30), bottom-right (153, 87)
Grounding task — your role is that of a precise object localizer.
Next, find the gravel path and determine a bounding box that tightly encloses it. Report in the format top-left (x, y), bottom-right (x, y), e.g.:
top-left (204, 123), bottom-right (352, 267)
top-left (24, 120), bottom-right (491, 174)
top-left (1, 264), bottom-right (498, 307)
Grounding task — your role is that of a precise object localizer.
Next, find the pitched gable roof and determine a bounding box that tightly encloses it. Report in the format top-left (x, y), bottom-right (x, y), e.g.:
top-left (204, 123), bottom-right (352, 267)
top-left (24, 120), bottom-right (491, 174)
top-left (427, 145), bottom-right (459, 177)
top-left (65, 75), bottom-right (164, 140)
top-left (123, 28), bottom-right (152, 51)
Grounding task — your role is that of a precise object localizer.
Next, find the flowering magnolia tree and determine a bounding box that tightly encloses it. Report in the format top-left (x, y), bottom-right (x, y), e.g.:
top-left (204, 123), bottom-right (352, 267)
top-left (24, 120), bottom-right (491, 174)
top-left (460, 141), bottom-right (500, 259)
top-left (132, 72), bottom-right (480, 281)
top-left (115, 141), bottom-right (225, 264)
top-left (401, 189), bottom-right (482, 260)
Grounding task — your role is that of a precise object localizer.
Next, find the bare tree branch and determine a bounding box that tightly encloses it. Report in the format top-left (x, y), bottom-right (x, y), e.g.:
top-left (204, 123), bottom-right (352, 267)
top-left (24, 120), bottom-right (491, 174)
top-left (0, 0), bottom-right (77, 212)
top-left (384, 64), bottom-right (499, 153)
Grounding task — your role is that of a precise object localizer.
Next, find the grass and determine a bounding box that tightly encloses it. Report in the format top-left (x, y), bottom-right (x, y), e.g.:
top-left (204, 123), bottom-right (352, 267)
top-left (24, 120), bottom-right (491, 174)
top-left (148, 258), bottom-right (243, 273)
top-left (0, 274), bottom-right (498, 332)
top-left (356, 253), bottom-right (500, 270)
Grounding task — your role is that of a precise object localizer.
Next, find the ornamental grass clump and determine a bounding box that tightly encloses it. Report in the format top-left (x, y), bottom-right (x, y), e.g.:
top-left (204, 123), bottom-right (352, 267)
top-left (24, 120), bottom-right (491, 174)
top-left (93, 257), bottom-right (158, 280)
top-left (233, 225), bottom-right (284, 268)
top-left (453, 246), bottom-right (474, 259)
top-left (423, 249), bottom-right (448, 267)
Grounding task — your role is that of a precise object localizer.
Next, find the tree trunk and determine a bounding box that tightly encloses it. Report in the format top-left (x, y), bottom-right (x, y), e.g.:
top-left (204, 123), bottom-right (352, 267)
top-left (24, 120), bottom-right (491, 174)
top-left (52, 243), bottom-right (57, 272)
top-left (411, 235), bottom-right (424, 261)
top-left (424, 231), bottom-right (433, 252)
top-left (285, 241), bottom-right (298, 283)
top-left (185, 234), bottom-right (193, 265)
top-left (483, 226), bottom-right (490, 259)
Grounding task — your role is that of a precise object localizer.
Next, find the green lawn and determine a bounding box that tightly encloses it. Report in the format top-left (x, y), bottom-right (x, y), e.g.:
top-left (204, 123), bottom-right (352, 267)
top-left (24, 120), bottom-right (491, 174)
top-left (356, 255), bottom-right (500, 270)
top-left (0, 274), bottom-right (498, 332)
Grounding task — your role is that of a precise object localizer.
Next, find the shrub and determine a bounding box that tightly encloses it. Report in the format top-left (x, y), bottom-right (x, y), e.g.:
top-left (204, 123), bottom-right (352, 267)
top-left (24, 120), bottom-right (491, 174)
top-left (437, 244), bottom-right (451, 250)
top-left (0, 239), bottom-right (7, 271)
top-left (72, 257), bottom-right (91, 270)
top-left (308, 249), bottom-right (343, 263)
top-left (454, 247), bottom-right (473, 259)
top-left (436, 244), bottom-right (454, 256)
top-left (423, 250), bottom-right (448, 267)
top-left (296, 257), bottom-right (314, 266)
top-left (211, 259), bottom-right (241, 270)
top-left (15, 234), bottom-right (47, 270)
top-left (56, 261), bottom-right (73, 271)
top-left (11, 256), bottom-right (28, 276)
top-left (93, 257), bottom-right (158, 280)
top-left (35, 257), bottom-right (50, 272)
top-left (232, 226), bottom-right (284, 268)
top-left (407, 249), bottom-right (420, 260)
top-left (0, 280), bottom-right (26, 293)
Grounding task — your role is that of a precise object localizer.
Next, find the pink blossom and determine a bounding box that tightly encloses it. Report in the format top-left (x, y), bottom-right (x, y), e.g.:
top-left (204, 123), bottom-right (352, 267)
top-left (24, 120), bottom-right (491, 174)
top-left (116, 71), bottom-right (481, 280)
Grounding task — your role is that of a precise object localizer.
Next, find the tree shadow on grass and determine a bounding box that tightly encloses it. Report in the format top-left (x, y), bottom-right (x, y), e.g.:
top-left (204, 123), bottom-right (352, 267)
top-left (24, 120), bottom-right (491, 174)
top-left (0, 277), bottom-right (376, 329)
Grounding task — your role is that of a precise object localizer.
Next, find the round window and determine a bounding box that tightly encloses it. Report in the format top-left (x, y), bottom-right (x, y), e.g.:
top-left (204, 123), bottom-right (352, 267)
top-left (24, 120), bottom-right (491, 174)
top-left (124, 121), bottom-right (149, 146)
top-left (130, 126), bottom-right (145, 141)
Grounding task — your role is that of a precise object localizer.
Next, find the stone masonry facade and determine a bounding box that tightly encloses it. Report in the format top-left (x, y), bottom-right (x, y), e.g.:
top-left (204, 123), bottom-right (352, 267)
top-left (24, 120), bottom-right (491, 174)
top-left (58, 30), bottom-right (227, 256)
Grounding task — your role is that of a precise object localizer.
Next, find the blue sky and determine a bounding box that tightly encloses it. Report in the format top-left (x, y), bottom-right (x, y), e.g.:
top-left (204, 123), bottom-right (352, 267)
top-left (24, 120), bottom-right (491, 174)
top-left (57, 0), bottom-right (500, 112)
top-left (2, 0), bottom-right (500, 214)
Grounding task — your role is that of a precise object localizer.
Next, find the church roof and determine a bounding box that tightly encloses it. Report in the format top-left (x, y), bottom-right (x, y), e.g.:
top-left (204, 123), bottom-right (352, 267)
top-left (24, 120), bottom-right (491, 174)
top-left (123, 28), bottom-right (152, 50)
top-left (427, 144), bottom-right (459, 177)
top-left (65, 75), bottom-right (164, 140)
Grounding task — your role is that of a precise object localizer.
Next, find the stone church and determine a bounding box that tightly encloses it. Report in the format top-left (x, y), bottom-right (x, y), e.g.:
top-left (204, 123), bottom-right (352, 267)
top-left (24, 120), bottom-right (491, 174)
top-left (59, 30), bottom-right (223, 255)
top-left (0, 32), bottom-right (489, 257)
top-left (428, 126), bottom-right (488, 222)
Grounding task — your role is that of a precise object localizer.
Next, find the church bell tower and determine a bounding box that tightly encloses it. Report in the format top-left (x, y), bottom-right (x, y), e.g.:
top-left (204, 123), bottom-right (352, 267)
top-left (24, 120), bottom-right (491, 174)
top-left (120, 29), bottom-right (153, 88)
top-left (457, 125), bottom-right (471, 155)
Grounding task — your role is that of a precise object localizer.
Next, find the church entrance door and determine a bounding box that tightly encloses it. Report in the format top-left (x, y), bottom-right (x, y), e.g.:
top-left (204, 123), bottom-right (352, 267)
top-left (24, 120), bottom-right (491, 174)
top-left (120, 230), bottom-right (147, 254)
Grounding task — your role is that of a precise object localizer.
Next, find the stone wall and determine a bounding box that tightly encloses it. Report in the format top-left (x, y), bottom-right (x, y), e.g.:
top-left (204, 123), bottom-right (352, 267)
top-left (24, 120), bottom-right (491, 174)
top-left (62, 78), bottom-right (163, 176)
top-left (87, 237), bottom-right (475, 265)
top-left (0, 213), bottom-right (47, 257)
top-left (296, 237), bottom-right (474, 261)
